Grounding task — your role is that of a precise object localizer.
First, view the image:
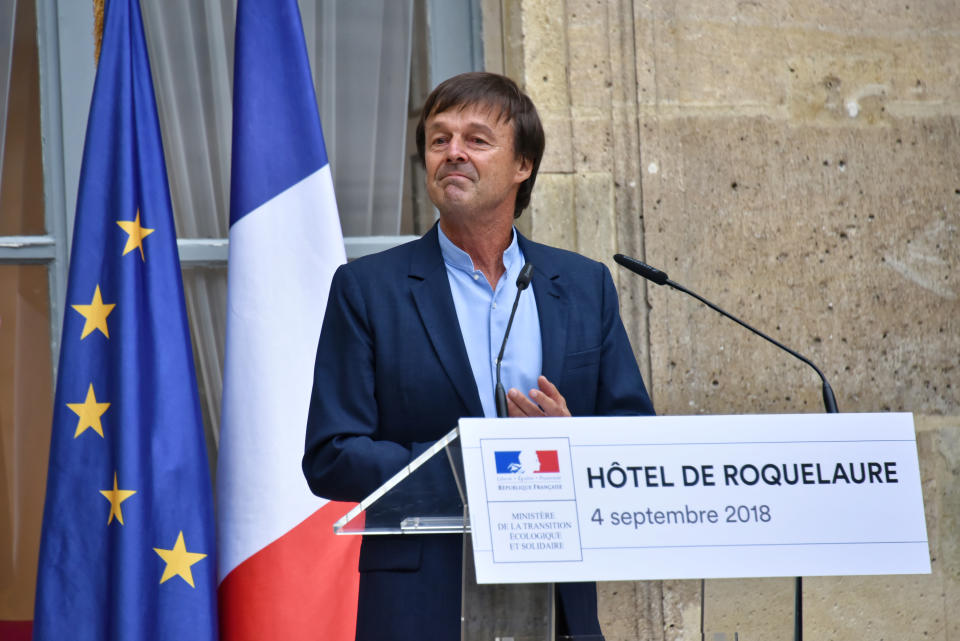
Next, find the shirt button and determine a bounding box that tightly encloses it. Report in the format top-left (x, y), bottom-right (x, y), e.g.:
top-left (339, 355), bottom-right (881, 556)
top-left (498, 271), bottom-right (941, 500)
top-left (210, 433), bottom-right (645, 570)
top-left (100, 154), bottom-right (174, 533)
top-left (472, 274), bottom-right (479, 281)
top-left (492, 302), bottom-right (497, 309)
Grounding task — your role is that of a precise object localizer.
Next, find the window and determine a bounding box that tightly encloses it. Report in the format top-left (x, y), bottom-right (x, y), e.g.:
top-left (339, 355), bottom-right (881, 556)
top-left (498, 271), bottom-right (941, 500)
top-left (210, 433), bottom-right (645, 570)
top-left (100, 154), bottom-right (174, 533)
top-left (0, 0), bottom-right (54, 625)
top-left (0, 0), bottom-right (480, 624)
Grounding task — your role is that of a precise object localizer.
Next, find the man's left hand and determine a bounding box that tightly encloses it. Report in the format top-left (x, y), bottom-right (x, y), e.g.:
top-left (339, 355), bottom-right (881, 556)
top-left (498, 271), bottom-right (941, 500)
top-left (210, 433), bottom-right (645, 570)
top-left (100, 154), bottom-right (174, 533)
top-left (506, 375), bottom-right (571, 417)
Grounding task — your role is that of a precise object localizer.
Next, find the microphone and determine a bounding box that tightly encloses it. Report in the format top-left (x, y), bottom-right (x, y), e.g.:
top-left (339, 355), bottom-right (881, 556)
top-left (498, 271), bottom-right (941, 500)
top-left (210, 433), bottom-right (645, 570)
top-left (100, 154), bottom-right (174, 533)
top-left (613, 253), bottom-right (838, 413)
top-left (495, 262), bottom-right (534, 417)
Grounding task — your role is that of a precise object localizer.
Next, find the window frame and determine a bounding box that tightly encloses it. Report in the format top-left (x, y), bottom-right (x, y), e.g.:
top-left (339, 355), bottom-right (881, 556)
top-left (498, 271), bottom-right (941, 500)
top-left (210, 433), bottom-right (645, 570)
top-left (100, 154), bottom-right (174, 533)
top-left (10, 0), bottom-right (481, 381)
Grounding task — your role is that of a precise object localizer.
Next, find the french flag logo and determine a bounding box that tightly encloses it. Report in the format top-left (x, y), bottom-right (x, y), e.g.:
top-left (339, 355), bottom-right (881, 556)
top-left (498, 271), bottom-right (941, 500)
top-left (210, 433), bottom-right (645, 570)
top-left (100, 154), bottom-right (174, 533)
top-left (495, 450), bottom-right (561, 474)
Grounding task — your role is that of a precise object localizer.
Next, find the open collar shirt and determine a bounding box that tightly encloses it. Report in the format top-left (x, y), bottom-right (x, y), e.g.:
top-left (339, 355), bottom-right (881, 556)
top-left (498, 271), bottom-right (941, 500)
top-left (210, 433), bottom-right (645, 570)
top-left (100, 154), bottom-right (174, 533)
top-left (437, 225), bottom-right (542, 418)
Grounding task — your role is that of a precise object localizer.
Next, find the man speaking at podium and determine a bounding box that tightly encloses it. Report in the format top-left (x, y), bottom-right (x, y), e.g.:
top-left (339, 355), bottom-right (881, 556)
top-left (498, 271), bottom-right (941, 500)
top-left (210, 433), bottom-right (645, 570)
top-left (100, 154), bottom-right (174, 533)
top-left (303, 72), bottom-right (654, 640)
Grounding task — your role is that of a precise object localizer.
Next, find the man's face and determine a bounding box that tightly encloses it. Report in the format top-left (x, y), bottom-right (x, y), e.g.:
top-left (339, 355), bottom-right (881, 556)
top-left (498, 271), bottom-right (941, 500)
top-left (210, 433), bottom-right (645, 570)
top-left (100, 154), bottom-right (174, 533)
top-left (423, 104), bottom-right (532, 221)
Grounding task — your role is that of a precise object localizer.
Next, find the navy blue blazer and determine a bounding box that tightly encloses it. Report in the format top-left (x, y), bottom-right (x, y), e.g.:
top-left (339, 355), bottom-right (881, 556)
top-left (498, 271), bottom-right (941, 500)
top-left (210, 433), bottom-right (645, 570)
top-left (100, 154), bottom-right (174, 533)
top-left (303, 225), bottom-right (654, 640)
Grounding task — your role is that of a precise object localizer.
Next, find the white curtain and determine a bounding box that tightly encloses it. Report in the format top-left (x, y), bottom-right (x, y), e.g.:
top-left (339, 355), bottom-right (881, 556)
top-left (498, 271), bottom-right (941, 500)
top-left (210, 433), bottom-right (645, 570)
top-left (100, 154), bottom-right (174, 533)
top-left (301, 0), bottom-right (414, 236)
top-left (139, 0), bottom-right (413, 456)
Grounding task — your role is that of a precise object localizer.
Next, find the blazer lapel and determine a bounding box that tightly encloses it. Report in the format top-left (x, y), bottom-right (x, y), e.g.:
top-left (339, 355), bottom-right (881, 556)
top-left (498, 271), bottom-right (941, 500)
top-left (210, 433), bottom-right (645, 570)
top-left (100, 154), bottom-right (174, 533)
top-left (518, 234), bottom-right (568, 384)
top-left (408, 226), bottom-right (484, 417)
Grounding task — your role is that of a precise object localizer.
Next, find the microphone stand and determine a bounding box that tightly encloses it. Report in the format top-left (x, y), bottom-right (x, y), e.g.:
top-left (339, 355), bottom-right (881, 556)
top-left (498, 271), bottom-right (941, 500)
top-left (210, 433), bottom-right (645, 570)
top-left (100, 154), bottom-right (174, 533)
top-left (614, 253), bottom-right (840, 641)
top-left (495, 263), bottom-right (534, 417)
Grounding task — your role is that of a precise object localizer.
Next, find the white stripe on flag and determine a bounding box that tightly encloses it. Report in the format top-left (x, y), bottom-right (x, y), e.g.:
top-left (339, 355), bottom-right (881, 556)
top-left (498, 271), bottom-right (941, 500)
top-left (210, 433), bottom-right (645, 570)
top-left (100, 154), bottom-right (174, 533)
top-left (217, 165), bottom-right (345, 581)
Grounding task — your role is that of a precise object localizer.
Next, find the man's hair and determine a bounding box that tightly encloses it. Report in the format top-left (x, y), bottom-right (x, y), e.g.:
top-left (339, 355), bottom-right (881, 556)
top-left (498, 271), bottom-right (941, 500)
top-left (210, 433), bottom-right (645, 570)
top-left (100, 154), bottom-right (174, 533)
top-left (416, 72), bottom-right (545, 219)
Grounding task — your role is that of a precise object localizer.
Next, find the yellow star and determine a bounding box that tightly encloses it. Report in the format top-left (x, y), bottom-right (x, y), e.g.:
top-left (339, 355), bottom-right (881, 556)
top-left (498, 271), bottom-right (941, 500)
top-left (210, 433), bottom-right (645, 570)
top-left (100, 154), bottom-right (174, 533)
top-left (116, 210), bottom-right (155, 260)
top-left (66, 383), bottom-right (110, 438)
top-left (153, 531), bottom-right (207, 588)
top-left (71, 285), bottom-right (116, 339)
top-left (99, 471), bottom-right (136, 525)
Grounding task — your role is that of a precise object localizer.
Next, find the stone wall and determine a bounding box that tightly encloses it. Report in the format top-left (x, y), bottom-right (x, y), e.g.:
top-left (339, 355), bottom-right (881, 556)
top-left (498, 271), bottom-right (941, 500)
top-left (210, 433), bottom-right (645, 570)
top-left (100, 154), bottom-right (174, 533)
top-left (483, 1), bottom-right (960, 638)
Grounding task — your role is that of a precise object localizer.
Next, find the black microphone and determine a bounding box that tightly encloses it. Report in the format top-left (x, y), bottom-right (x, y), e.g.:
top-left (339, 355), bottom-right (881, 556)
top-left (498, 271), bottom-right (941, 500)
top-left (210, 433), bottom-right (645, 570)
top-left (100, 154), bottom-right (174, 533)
top-left (613, 253), bottom-right (838, 413)
top-left (495, 262), bottom-right (535, 417)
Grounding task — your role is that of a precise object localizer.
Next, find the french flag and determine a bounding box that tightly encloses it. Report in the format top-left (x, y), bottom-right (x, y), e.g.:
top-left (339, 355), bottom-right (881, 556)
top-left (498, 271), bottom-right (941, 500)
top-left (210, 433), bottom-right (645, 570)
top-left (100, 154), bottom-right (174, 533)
top-left (217, 1), bottom-right (360, 640)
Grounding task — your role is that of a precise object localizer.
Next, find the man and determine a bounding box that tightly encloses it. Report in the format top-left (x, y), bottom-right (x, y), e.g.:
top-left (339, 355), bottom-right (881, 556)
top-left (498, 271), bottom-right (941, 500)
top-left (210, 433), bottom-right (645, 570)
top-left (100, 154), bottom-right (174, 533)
top-left (303, 72), bottom-right (654, 640)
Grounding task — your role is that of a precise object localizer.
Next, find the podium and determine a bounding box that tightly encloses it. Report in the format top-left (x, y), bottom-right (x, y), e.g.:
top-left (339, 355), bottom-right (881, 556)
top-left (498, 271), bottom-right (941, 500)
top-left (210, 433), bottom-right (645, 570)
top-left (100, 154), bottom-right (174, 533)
top-left (334, 427), bottom-right (567, 641)
top-left (334, 414), bottom-right (928, 641)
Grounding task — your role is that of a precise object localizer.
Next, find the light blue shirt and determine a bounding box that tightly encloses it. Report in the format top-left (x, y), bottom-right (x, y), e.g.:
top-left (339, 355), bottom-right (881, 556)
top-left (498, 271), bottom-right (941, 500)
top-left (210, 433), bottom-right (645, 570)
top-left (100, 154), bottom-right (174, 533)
top-left (438, 225), bottom-right (542, 417)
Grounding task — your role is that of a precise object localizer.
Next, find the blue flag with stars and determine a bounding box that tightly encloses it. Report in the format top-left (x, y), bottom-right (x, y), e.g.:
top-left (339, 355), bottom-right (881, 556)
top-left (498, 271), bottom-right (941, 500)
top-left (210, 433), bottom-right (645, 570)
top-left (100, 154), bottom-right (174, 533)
top-left (33, 0), bottom-right (217, 639)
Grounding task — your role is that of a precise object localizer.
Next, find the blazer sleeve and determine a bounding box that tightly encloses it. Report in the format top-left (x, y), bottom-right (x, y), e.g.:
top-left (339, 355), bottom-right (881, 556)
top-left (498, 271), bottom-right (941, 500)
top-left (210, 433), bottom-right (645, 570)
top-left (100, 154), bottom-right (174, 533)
top-left (302, 264), bottom-right (414, 502)
top-left (595, 263), bottom-right (655, 416)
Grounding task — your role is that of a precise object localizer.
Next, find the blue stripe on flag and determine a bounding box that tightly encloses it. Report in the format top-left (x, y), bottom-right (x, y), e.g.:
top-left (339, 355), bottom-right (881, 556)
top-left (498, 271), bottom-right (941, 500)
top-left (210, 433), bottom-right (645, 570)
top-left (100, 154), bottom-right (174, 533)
top-left (230, 0), bottom-right (329, 225)
top-left (34, 1), bottom-right (218, 639)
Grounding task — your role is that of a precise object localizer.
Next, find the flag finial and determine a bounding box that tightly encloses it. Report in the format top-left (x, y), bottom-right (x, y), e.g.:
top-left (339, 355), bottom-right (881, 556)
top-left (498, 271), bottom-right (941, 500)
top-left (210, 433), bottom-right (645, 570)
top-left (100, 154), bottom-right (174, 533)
top-left (93, 0), bottom-right (104, 63)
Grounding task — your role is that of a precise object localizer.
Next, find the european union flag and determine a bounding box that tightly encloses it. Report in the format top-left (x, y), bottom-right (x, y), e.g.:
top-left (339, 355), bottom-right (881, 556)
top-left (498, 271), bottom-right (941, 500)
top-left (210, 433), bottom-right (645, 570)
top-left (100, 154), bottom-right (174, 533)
top-left (34, 1), bottom-right (217, 639)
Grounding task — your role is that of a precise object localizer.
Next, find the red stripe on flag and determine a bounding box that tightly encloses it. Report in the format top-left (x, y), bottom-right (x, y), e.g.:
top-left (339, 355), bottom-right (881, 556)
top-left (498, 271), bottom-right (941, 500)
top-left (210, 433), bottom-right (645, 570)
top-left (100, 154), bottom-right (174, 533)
top-left (0, 621), bottom-right (32, 641)
top-left (218, 501), bottom-right (361, 641)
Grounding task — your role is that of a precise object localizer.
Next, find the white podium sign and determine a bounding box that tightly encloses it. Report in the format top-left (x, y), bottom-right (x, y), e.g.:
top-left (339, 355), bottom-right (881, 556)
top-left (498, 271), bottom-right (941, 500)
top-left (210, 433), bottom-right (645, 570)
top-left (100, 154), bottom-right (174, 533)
top-left (458, 413), bottom-right (930, 584)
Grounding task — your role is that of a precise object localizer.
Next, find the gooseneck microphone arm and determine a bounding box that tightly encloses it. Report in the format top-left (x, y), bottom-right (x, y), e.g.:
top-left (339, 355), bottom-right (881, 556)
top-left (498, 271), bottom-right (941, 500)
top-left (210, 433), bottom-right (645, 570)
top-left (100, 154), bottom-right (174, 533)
top-left (613, 253), bottom-right (838, 413)
top-left (495, 262), bottom-right (535, 418)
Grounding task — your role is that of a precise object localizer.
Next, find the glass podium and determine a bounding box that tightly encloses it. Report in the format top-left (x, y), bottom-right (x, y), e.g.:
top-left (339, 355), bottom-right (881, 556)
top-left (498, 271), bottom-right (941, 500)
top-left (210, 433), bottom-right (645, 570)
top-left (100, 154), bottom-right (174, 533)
top-left (334, 427), bottom-right (556, 641)
top-left (332, 425), bottom-right (797, 641)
